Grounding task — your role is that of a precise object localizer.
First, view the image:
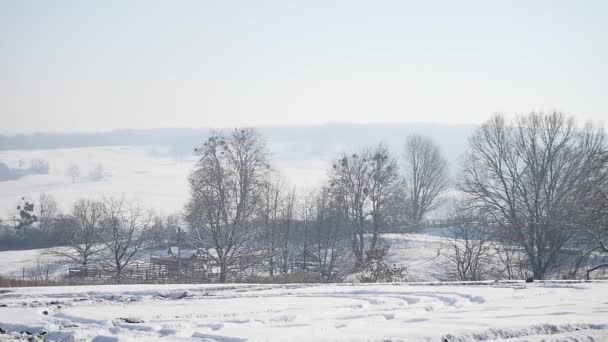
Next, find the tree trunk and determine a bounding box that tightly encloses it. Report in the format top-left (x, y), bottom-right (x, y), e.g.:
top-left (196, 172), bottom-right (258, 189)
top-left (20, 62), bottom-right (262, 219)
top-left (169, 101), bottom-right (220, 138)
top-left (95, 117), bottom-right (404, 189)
top-left (219, 265), bottom-right (227, 283)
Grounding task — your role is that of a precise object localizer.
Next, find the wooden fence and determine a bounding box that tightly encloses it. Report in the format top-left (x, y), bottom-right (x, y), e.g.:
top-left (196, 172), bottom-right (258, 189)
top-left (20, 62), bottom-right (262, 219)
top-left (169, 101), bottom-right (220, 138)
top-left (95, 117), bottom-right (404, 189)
top-left (69, 262), bottom-right (171, 282)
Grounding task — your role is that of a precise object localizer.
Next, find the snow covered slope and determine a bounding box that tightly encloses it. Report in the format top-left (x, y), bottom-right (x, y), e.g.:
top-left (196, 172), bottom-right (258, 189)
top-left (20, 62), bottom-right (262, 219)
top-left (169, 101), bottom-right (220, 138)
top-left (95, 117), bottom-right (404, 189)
top-left (0, 281), bottom-right (606, 341)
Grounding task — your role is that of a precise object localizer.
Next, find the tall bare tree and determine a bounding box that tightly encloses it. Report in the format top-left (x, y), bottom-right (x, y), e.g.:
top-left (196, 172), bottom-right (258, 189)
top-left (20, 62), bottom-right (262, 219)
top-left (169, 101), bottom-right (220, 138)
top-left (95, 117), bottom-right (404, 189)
top-left (329, 150), bottom-right (373, 268)
top-left (584, 185), bottom-right (608, 279)
top-left (299, 189), bottom-right (316, 271)
top-left (311, 187), bottom-right (349, 278)
top-left (259, 175), bottom-right (284, 276)
top-left (439, 204), bottom-right (498, 281)
top-left (368, 144), bottom-right (400, 248)
top-left (460, 112), bottom-right (606, 279)
top-left (278, 187), bottom-right (297, 273)
top-left (66, 164), bottom-right (80, 183)
top-left (38, 193), bottom-right (58, 233)
top-left (98, 198), bottom-right (152, 280)
top-left (48, 199), bottom-right (104, 266)
top-left (402, 134), bottom-right (449, 225)
top-left (186, 128), bottom-right (270, 282)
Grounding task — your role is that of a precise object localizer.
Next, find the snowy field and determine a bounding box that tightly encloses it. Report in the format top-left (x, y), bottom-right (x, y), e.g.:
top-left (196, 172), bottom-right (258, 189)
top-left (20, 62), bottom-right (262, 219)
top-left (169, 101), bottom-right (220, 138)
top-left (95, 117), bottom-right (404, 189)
top-left (0, 146), bottom-right (327, 217)
top-left (0, 281), bottom-right (607, 341)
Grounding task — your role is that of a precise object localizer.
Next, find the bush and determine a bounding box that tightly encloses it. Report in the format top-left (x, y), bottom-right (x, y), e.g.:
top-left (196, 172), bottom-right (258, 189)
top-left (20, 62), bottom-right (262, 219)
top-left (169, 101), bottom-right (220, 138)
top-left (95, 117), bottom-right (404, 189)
top-left (358, 245), bottom-right (407, 283)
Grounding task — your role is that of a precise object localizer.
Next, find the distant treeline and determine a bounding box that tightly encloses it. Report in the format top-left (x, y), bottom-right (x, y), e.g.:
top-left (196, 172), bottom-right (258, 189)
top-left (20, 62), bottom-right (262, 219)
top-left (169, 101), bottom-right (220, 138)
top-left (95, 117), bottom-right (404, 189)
top-left (0, 159), bottom-right (50, 181)
top-left (0, 129), bottom-right (210, 155)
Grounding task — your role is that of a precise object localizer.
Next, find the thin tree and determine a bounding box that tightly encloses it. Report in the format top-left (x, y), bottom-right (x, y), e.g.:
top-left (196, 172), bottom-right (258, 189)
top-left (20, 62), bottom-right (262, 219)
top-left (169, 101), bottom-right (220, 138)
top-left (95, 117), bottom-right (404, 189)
top-left (368, 144), bottom-right (400, 248)
top-left (98, 198), bottom-right (152, 280)
top-left (88, 163), bottom-right (105, 181)
top-left (278, 187), bottom-right (297, 273)
top-left (259, 174), bottom-right (284, 276)
top-left (300, 189), bottom-right (316, 271)
top-left (439, 204), bottom-right (497, 281)
top-left (329, 149), bottom-right (372, 268)
top-left (48, 199), bottom-right (105, 265)
top-left (402, 134), bottom-right (449, 225)
top-left (66, 164), bottom-right (81, 183)
top-left (311, 187), bottom-right (349, 278)
top-left (38, 193), bottom-right (58, 233)
top-left (584, 187), bottom-right (608, 279)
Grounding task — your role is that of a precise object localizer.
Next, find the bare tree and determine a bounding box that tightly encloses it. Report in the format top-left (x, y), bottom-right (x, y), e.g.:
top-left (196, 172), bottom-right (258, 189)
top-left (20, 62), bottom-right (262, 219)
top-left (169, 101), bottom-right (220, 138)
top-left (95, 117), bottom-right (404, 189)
top-left (310, 187), bottom-right (350, 278)
top-left (185, 128), bottom-right (270, 282)
top-left (38, 193), bottom-right (58, 233)
top-left (98, 198), bottom-right (152, 280)
top-left (460, 112), bottom-right (606, 279)
top-left (259, 175), bottom-right (284, 276)
top-left (402, 134), bottom-right (449, 225)
top-left (299, 189), bottom-right (316, 271)
top-left (329, 149), bottom-right (372, 268)
top-left (368, 144), bottom-right (400, 248)
top-left (66, 164), bottom-right (80, 183)
top-left (439, 205), bottom-right (498, 281)
top-left (382, 183), bottom-right (411, 231)
top-left (88, 164), bottom-right (105, 181)
top-left (584, 187), bottom-right (608, 279)
top-left (495, 239), bottom-right (530, 280)
top-left (278, 187), bottom-right (297, 273)
top-left (47, 199), bottom-right (104, 266)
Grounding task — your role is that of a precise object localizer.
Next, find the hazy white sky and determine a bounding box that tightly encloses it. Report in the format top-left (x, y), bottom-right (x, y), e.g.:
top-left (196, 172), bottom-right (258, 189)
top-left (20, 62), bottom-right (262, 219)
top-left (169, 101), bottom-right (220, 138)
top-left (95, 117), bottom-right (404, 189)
top-left (1, 0), bottom-right (607, 134)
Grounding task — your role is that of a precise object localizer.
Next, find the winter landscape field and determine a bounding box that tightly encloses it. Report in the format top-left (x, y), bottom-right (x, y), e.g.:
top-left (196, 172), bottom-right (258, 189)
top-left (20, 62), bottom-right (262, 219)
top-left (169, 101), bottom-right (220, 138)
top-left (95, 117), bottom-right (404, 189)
top-left (1, 140), bottom-right (608, 341)
top-left (4, 1), bottom-right (608, 341)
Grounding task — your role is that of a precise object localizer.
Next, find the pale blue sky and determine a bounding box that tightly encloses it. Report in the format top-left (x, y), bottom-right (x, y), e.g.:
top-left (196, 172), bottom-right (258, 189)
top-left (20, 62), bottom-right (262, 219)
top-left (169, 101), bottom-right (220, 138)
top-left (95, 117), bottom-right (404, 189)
top-left (1, 0), bottom-right (607, 133)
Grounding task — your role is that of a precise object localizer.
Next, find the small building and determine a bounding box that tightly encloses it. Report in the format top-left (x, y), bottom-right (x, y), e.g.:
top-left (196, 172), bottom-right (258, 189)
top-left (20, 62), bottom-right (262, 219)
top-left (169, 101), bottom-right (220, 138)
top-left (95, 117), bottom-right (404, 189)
top-left (150, 247), bottom-right (209, 276)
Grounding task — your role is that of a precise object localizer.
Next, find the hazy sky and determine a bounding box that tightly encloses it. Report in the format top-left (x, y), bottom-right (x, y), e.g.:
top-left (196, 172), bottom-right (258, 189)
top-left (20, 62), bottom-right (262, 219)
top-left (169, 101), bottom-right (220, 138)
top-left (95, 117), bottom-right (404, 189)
top-left (1, 0), bottom-right (607, 134)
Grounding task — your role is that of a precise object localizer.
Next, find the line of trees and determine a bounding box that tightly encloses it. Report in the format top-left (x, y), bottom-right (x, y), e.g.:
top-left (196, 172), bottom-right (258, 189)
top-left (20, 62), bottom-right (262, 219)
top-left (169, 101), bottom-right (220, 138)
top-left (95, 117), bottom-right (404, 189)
top-left (2, 111), bottom-right (606, 283)
top-left (183, 129), bottom-right (450, 282)
top-left (45, 197), bottom-right (156, 280)
top-left (183, 112), bottom-right (608, 282)
top-left (0, 195), bottom-right (180, 281)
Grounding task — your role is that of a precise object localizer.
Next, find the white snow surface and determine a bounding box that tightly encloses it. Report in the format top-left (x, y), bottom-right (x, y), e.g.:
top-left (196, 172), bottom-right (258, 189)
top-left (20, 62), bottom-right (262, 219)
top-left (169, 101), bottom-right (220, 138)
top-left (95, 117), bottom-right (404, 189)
top-left (0, 281), bottom-right (606, 341)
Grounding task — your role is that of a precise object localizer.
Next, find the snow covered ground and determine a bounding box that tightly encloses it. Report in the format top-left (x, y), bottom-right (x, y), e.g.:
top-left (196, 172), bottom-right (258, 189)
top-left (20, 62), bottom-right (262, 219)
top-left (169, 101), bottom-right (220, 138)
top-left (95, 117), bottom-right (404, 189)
top-left (0, 247), bottom-right (67, 278)
top-left (0, 281), bottom-right (606, 341)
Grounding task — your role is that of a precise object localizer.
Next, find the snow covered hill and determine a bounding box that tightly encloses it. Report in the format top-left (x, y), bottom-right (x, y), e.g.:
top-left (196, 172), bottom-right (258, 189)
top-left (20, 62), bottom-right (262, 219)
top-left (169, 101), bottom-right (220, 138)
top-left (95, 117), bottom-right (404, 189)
top-left (0, 281), bottom-right (606, 341)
